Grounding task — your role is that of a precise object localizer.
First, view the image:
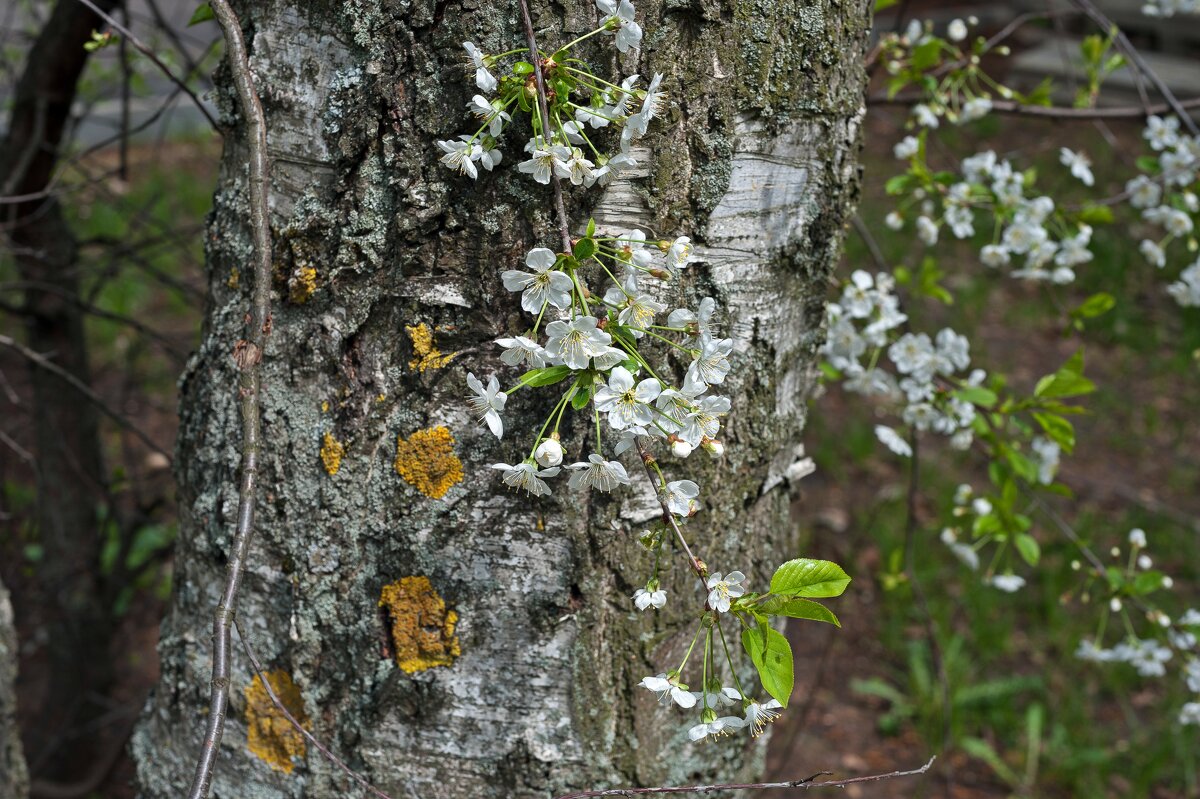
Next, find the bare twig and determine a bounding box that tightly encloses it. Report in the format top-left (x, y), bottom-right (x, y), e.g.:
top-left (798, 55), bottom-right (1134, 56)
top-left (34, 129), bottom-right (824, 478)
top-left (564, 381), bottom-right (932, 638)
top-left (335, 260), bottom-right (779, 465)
top-left (516, 0), bottom-right (572, 252)
top-left (0, 333), bottom-right (170, 460)
top-left (552, 756), bottom-right (936, 798)
top-left (869, 94), bottom-right (1200, 120)
top-left (72, 0), bottom-right (221, 132)
top-left (234, 622), bottom-right (395, 799)
top-left (185, 0), bottom-right (273, 796)
top-left (851, 214), bottom-right (889, 273)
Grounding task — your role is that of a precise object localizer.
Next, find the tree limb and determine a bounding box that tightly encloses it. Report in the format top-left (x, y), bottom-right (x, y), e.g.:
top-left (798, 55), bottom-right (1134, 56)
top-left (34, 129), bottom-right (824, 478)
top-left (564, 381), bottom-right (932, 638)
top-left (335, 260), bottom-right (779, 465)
top-left (552, 757), bottom-right (936, 798)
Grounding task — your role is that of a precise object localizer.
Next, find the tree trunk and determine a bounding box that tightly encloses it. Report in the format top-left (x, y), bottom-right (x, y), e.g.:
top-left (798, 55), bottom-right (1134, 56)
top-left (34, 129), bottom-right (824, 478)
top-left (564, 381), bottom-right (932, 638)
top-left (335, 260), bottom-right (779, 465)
top-left (0, 0), bottom-right (119, 777)
top-left (134, 1), bottom-right (869, 796)
top-left (0, 577), bottom-right (28, 799)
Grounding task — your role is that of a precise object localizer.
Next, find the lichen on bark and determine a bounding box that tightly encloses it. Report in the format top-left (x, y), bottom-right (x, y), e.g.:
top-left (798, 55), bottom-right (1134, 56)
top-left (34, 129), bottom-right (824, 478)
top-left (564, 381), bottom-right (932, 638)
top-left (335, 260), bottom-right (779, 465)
top-left (134, 1), bottom-right (871, 797)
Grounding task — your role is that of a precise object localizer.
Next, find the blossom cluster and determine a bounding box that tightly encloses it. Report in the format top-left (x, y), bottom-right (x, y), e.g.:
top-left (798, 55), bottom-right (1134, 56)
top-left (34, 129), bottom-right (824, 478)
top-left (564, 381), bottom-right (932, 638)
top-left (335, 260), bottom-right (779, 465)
top-left (437, 0), bottom-right (664, 186)
top-left (1122, 116), bottom-right (1200, 307)
top-left (890, 141), bottom-right (1097, 285)
top-left (447, 0), bottom-right (845, 745)
top-left (469, 231), bottom-right (729, 505)
top-left (1072, 533), bottom-right (1200, 724)
top-left (821, 270), bottom-right (982, 453)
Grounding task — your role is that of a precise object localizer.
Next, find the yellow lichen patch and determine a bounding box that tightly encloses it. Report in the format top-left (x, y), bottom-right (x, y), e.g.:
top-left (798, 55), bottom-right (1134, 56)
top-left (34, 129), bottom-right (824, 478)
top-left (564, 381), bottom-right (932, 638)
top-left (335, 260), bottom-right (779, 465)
top-left (379, 576), bottom-right (461, 673)
top-left (289, 266), bottom-right (318, 304)
top-left (394, 426), bottom-right (463, 499)
top-left (406, 323), bottom-right (456, 372)
top-left (320, 432), bottom-right (345, 476)
top-left (244, 669), bottom-right (310, 773)
top-left (227, 267), bottom-right (240, 289)
top-left (321, 400), bottom-right (330, 413)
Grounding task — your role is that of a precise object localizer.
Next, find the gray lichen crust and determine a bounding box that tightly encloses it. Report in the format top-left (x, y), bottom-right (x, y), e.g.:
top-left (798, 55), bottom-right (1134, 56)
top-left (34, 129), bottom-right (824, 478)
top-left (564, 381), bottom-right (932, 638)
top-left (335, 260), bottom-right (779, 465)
top-left (133, 0), bottom-right (870, 796)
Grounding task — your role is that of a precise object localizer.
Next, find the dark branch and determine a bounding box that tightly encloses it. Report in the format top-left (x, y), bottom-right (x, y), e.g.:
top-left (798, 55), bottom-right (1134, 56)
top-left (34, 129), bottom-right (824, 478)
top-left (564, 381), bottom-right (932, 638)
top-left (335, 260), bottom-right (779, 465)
top-left (552, 757), bottom-right (936, 798)
top-left (0, 333), bottom-right (171, 460)
top-left (72, 0), bottom-right (221, 132)
top-left (516, 0), bottom-right (573, 253)
top-left (234, 623), bottom-right (396, 799)
top-left (870, 94), bottom-right (1200, 120)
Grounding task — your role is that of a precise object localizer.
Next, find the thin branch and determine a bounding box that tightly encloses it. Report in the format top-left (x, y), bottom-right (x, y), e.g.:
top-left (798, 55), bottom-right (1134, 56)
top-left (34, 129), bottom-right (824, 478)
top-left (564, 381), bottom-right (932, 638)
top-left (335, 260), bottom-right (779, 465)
top-left (234, 622), bottom-right (395, 799)
top-left (0, 333), bottom-right (171, 460)
top-left (851, 214), bottom-right (889, 273)
top-left (185, 0), bottom-right (273, 796)
top-left (0, 38), bottom-right (223, 207)
top-left (552, 756), bottom-right (936, 798)
top-left (71, 0), bottom-right (221, 132)
top-left (1067, 0), bottom-right (1200, 136)
top-left (0, 428), bottom-right (33, 464)
top-left (633, 439), bottom-right (705, 579)
top-left (869, 94), bottom-right (1200, 120)
top-left (516, 0), bottom-right (573, 253)
top-left (0, 279), bottom-right (188, 358)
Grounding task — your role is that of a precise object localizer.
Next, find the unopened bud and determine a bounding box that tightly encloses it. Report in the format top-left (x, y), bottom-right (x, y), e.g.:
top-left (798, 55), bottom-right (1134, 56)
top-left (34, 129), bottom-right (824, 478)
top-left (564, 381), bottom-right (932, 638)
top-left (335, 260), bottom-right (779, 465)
top-left (703, 439), bottom-right (725, 457)
top-left (534, 437), bottom-right (564, 468)
top-left (1110, 597), bottom-right (1123, 613)
top-left (671, 438), bottom-right (694, 458)
top-left (649, 268), bottom-right (671, 280)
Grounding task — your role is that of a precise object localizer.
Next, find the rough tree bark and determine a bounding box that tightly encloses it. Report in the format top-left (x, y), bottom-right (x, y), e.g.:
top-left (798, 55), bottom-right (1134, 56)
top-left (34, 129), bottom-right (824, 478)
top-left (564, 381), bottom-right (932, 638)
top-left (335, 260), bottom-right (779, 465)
top-left (0, 577), bottom-right (28, 799)
top-left (133, 0), bottom-right (869, 796)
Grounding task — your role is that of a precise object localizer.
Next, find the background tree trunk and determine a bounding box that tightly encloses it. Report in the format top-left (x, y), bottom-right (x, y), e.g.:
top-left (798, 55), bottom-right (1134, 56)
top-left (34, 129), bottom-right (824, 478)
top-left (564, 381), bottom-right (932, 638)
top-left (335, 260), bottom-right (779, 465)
top-left (0, 577), bottom-right (28, 799)
top-left (134, 0), bottom-right (869, 796)
top-left (0, 0), bottom-right (119, 778)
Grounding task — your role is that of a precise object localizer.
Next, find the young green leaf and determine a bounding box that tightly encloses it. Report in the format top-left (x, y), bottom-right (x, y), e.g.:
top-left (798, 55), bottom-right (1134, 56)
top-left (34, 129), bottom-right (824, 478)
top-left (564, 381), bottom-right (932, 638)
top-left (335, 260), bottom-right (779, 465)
top-left (1014, 533), bottom-right (1040, 567)
top-left (769, 558), bottom-right (851, 598)
top-left (520, 365), bottom-right (572, 387)
top-left (741, 625), bottom-right (794, 707)
top-left (759, 596), bottom-right (841, 627)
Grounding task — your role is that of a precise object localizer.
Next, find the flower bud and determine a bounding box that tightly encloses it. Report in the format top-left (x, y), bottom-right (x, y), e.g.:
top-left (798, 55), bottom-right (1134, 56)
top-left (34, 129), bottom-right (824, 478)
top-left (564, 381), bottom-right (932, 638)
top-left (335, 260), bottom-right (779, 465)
top-left (650, 268), bottom-right (671, 280)
top-left (1110, 597), bottom-right (1123, 613)
top-left (534, 438), bottom-right (564, 468)
top-left (671, 438), bottom-right (694, 458)
top-left (703, 439), bottom-right (725, 457)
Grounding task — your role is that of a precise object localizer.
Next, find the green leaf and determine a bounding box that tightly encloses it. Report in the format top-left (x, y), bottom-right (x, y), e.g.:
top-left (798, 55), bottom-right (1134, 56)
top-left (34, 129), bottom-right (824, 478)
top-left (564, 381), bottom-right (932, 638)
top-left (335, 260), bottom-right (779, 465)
top-left (885, 174), bottom-right (913, 195)
top-left (1032, 411), bottom-right (1075, 452)
top-left (188, 2), bottom-right (214, 25)
top-left (585, 217), bottom-right (596, 237)
top-left (910, 40), bottom-right (942, 72)
top-left (954, 386), bottom-right (998, 408)
top-left (513, 61), bottom-right (535, 75)
top-left (1075, 205), bottom-right (1114, 225)
top-left (573, 237), bottom-right (597, 261)
top-left (759, 596), bottom-right (841, 627)
top-left (1072, 292), bottom-right (1115, 319)
top-left (1005, 449), bottom-right (1039, 484)
top-left (1131, 571), bottom-right (1165, 595)
top-left (1135, 155), bottom-right (1159, 173)
top-left (1034, 351), bottom-right (1095, 399)
top-left (874, 0), bottom-right (899, 10)
top-left (1015, 533), bottom-right (1041, 566)
top-left (741, 625), bottom-right (794, 707)
top-left (571, 385), bottom-right (591, 410)
top-left (769, 558), bottom-right (851, 598)
top-left (520, 365), bottom-right (572, 387)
